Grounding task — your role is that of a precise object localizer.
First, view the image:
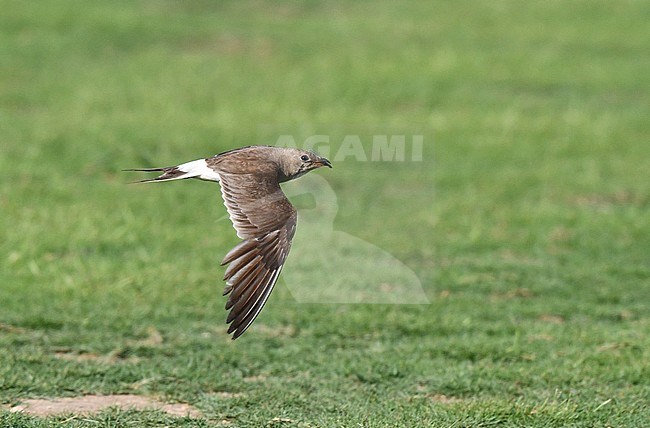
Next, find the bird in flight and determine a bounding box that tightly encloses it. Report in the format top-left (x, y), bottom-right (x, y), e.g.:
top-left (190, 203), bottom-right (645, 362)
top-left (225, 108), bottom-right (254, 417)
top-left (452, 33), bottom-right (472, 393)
top-left (126, 145), bottom-right (332, 339)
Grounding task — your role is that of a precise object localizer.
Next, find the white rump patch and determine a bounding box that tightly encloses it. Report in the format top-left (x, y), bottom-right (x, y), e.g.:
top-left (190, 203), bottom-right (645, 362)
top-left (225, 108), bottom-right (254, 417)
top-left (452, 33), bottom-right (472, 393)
top-left (177, 159), bottom-right (220, 182)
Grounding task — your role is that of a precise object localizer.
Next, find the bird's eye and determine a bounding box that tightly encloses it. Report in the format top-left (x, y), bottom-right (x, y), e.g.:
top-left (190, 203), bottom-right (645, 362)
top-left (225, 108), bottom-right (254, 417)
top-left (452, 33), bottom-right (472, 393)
top-left (300, 154), bottom-right (310, 162)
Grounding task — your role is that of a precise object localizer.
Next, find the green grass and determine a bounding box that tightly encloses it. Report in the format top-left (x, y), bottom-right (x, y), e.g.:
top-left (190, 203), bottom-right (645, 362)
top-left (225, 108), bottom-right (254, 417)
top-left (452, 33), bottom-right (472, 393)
top-left (1, 0), bottom-right (649, 426)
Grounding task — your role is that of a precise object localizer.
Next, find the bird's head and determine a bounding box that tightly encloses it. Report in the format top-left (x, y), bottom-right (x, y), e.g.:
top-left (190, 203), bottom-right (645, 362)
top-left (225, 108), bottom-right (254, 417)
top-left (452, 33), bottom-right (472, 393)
top-left (277, 148), bottom-right (332, 182)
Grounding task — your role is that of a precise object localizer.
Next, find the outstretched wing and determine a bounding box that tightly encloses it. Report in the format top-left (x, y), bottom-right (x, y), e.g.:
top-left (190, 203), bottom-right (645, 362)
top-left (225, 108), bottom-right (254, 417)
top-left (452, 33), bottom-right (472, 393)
top-left (217, 172), bottom-right (297, 339)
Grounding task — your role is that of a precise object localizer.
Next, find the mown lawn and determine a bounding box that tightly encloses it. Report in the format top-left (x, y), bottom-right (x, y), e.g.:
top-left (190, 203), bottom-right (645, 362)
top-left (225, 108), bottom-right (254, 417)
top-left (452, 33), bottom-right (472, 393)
top-left (1, 0), bottom-right (649, 426)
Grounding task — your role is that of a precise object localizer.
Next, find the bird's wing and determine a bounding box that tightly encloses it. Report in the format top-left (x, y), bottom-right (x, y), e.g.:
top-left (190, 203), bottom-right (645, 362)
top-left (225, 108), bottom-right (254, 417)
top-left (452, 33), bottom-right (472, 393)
top-left (217, 172), bottom-right (297, 339)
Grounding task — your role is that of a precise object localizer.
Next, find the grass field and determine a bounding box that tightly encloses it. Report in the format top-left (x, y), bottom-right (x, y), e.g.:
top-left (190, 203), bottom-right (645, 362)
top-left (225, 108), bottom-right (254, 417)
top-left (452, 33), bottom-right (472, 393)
top-left (1, 0), bottom-right (649, 426)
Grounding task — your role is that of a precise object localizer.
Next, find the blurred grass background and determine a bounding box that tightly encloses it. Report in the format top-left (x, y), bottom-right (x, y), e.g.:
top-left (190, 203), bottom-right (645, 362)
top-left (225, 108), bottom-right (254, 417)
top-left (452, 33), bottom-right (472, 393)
top-left (1, 0), bottom-right (649, 426)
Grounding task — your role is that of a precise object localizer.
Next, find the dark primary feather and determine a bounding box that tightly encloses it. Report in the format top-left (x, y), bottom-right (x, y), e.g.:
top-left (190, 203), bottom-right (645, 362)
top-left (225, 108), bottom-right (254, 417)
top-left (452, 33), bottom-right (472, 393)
top-left (217, 170), bottom-right (297, 339)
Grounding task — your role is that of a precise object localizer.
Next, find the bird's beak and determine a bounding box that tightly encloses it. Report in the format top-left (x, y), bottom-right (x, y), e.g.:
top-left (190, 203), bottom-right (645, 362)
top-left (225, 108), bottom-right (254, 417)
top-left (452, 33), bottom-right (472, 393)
top-left (317, 157), bottom-right (332, 168)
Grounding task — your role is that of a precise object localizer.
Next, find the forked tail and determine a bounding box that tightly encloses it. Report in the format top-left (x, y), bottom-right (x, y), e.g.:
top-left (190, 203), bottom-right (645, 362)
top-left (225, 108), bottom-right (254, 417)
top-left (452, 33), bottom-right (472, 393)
top-left (124, 159), bottom-right (220, 183)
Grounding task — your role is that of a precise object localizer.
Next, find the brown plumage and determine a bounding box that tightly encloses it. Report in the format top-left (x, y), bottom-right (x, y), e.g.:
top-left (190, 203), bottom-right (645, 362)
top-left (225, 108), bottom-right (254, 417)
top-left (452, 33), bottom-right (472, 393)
top-left (126, 145), bottom-right (332, 339)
